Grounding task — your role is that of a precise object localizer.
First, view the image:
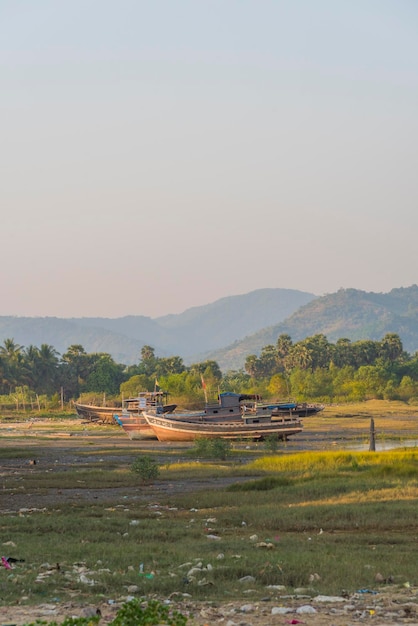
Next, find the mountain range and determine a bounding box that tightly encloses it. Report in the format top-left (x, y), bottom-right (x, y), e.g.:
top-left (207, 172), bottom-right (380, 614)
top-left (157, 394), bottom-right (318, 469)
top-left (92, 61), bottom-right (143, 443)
top-left (0, 288), bottom-right (314, 366)
top-left (1, 285), bottom-right (418, 371)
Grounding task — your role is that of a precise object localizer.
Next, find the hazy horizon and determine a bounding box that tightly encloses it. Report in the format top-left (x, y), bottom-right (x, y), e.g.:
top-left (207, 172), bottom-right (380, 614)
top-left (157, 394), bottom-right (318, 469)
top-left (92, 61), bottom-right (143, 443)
top-left (2, 1), bottom-right (417, 318)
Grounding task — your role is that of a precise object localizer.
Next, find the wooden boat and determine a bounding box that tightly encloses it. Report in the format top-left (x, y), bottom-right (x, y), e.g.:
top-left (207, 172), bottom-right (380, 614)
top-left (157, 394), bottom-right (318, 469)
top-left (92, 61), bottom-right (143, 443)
top-left (74, 403), bottom-right (121, 424)
top-left (114, 414), bottom-right (156, 440)
top-left (271, 403), bottom-right (324, 417)
top-left (118, 392), bottom-right (258, 441)
top-left (75, 391), bottom-right (175, 427)
top-left (142, 410), bottom-right (303, 442)
top-left (113, 392), bottom-right (177, 440)
top-left (115, 391), bottom-right (246, 440)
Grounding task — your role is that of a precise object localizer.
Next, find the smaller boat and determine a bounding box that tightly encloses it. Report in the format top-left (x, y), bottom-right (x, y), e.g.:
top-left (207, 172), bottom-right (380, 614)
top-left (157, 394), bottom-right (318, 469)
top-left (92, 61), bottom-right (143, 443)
top-left (74, 403), bottom-right (121, 424)
top-left (271, 402), bottom-right (324, 417)
top-left (75, 390), bottom-right (176, 428)
top-left (113, 392), bottom-right (177, 440)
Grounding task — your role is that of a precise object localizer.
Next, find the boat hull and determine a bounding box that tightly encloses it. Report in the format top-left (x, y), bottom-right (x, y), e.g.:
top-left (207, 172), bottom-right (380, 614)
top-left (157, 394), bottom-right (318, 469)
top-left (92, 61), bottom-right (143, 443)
top-left (143, 412), bottom-right (303, 442)
top-left (74, 403), bottom-right (120, 424)
top-left (115, 415), bottom-right (157, 440)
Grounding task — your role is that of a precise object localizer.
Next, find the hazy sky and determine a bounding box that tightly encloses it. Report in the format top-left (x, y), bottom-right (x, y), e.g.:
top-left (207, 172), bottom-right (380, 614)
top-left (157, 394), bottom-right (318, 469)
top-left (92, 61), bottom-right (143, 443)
top-left (1, 1), bottom-right (418, 318)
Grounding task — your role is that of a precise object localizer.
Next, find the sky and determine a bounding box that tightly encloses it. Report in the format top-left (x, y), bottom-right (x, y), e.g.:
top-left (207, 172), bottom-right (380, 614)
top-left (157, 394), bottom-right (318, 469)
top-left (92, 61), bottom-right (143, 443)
top-left (1, 0), bottom-right (418, 319)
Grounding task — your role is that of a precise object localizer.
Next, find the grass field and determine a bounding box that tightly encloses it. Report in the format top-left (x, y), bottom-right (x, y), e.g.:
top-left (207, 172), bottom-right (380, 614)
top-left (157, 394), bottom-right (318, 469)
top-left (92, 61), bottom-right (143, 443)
top-left (1, 401), bottom-right (417, 614)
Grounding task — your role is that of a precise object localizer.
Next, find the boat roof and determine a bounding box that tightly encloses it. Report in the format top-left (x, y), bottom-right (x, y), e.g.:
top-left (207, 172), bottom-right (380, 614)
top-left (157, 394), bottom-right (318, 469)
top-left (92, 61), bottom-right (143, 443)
top-left (219, 392), bottom-right (261, 401)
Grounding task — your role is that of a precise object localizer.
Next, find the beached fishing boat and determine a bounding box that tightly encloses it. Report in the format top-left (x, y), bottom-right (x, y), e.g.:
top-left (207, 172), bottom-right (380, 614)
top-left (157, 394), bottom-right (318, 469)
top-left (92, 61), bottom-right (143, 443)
top-left (74, 403), bottom-right (121, 424)
top-left (115, 392), bottom-right (257, 440)
top-left (142, 409), bottom-right (303, 442)
top-left (271, 402), bottom-right (325, 417)
top-left (113, 392), bottom-right (177, 439)
top-left (75, 391), bottom-right (175, 427)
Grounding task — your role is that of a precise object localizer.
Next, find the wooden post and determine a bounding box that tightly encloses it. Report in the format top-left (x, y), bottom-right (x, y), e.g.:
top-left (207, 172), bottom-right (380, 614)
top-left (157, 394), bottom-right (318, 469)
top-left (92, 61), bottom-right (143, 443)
top-left (369, 418), bottom-right (376, 451)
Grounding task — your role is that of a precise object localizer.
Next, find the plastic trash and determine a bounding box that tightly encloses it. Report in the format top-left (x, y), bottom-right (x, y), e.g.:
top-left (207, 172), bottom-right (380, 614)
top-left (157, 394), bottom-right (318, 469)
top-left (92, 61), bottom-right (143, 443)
top-left (1, 557), bottom-right (12, 570)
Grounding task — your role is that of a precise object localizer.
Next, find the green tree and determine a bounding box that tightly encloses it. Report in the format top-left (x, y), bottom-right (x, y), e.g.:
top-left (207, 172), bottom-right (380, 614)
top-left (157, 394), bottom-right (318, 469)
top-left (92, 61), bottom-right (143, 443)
top-left (257, 344), bottom-right (279, 378)
top-left (379, 333), bottom-right (405, 363)
top-left (267, 373), bottom-right (290, 398)
top-left (244, 354), bottom-right (262, 378)
top-left (287, 343), bottom-right (313, 371)
top-left (24, 343), bottom-right (60, 395)
top-left (352, 340), bottom-right (379, 367)
top-left (155, 356), bottom-right (185, 377)
top-left (0, 338), bottom-right (26, 392)
top-left (221, 369), bottom-right (251, 392)
top-left (331, 338), bottom-right (356, 368)
top-left (84, 354), bottom-right (126, 395)
top-left (276, 334), bottom-right (293, 371)
top-left (60, 345), bottom-right (92, 399)
top-left (120, 374), bottom-right (151, 396)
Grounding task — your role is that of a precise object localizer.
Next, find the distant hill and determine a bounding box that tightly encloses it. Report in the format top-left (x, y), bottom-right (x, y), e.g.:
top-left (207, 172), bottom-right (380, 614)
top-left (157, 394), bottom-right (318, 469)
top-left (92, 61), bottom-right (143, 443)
top-left (205, 286), bottom-right (418, 370)
top-left (156, 288), bottom-right (316, 355)
top-left (0, 288), bottom-right (315, 365)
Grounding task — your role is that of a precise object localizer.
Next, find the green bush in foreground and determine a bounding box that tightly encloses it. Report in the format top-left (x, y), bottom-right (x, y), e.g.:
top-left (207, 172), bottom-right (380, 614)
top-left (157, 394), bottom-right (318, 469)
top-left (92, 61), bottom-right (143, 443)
top-left (191, 437), bottom-right (232, 460)
top-left (23, 599), bottom-right (187, 626)
top-left (130, 455), bottom-right (160, 482)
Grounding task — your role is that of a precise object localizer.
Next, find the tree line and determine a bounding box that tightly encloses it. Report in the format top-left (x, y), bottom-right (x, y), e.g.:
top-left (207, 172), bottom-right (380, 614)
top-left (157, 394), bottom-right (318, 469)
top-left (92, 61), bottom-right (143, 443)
top-left (1, 332), bottom-right (418, 408)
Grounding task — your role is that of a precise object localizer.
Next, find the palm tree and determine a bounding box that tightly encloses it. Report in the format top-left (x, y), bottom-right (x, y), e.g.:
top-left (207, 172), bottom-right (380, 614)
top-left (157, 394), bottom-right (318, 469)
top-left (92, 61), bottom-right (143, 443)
top-left (35, 344), bottom-right (60, 395)
top-left (0, 338), bottom-right (25, 392)
top-left (22, 344), bottom-right (60, 395)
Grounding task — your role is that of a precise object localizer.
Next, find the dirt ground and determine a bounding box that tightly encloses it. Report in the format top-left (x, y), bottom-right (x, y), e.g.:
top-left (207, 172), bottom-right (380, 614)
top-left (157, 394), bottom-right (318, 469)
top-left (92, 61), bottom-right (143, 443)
top-left (1, 416), bottom-right (418, 624)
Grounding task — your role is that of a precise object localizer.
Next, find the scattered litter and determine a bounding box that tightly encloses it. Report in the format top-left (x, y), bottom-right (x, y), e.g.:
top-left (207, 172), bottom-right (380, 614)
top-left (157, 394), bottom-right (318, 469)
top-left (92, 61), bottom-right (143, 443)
top-left (239, 575), bottom-right (256, 584)
top-left (1, 557), bottom-right (12, 570)
top-left (239, 603), bottom-right (255, 613)
top-left (271, 606), bottom-right (293, 615)
top-left (255, 541), bottom-right (274, 549)
top-left (4, 557), bottom-right (24, 565)
top-left (296, 605), bottom-right (317, 614)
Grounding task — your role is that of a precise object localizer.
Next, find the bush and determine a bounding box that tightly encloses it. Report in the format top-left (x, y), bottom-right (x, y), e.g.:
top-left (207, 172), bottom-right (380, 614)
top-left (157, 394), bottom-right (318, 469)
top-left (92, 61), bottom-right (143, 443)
top-left (110, 598), bottom-right (187, 626)
top-left (23, 599), bottom-right (187, 626)
top-left (263, 434), bottom-right (279, 453)
top-left (131, 455), bottom-right (160, 482)
top-left (192, 437), bottom-right (232, 460)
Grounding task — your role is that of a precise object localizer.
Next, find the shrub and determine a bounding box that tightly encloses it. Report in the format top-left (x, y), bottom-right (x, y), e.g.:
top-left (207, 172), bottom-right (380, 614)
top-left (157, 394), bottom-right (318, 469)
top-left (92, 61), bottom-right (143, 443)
top-left (131, 455), bottom-right (160, 482)
top-left (263, 434), bottom-right (279, 453)
top-left (23, 599), bottom-right (187, 626)
top-left (110, 598), bottom-right (187, 626)
top-left (192, 437), bottom-right (232, 460)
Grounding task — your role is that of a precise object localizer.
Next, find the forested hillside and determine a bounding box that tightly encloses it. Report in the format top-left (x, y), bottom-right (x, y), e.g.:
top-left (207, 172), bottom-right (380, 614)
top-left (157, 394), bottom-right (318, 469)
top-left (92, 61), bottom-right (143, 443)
top-left (207, 286), bottom-right (418, 370)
